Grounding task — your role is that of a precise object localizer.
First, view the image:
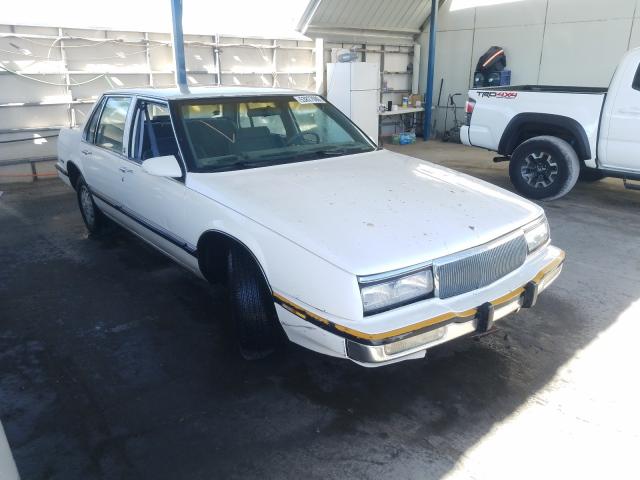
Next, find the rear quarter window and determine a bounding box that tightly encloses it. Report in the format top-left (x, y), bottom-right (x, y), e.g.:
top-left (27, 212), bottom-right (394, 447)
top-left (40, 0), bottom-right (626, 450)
top-left (83, 97), bottom-right (105, 142)
top-left (633, 64), bottom-right (640, 91)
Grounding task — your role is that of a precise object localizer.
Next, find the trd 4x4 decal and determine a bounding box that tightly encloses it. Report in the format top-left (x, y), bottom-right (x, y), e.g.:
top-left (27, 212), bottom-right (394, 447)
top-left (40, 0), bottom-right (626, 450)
top-left (477, 91), bottom-right (518, 99)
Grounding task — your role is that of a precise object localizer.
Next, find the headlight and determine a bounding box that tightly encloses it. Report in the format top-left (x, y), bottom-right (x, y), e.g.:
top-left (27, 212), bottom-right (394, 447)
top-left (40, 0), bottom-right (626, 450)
top-left (359, 267), bottom-right (434, 315)
top-left (524, 216), bottom-right (550, 253)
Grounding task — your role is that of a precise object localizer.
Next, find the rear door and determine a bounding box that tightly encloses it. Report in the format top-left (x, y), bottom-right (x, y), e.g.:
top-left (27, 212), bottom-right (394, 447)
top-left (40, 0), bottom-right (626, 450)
top-left (82, 95), bottom-right (133, 206)
top-left (601, 61), bottom-right (640, 172)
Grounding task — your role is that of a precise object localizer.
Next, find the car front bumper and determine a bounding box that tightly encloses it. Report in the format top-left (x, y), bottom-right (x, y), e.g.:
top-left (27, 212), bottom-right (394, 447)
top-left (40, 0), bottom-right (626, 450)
top-left (275, 246), bottom-right (565, 367)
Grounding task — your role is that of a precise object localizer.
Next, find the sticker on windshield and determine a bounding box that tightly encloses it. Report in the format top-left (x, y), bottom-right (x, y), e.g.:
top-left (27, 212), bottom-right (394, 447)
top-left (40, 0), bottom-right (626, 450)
top-left (294, 95), bottom-right (326, 104)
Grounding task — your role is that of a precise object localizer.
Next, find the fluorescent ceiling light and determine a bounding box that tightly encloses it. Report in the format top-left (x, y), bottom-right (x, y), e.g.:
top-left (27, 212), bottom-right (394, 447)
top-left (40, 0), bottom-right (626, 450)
top-left (450, 0), bottom-right (525, 11)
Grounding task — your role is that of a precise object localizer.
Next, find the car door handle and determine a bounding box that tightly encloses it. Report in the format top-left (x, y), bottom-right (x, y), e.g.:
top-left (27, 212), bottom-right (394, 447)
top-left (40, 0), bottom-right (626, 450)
top-left (81, 149), bottom-right (92, 155)
top-left (118, 167), bottom-right (133, 173)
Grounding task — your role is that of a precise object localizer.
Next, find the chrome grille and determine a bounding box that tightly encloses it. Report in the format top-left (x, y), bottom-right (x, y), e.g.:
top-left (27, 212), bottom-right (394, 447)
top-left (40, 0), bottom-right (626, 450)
top-left (435, 234), bottom-right (527, 299)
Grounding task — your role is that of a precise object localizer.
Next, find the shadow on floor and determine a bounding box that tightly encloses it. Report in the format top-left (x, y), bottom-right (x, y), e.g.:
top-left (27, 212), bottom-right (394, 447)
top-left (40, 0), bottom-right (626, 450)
top-left (1, 169), bottom-right (638, 479)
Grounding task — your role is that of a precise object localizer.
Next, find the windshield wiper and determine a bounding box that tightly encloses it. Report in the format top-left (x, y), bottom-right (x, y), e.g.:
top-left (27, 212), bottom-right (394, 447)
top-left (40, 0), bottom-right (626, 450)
top-left (312, 145), bottom-right (370, 157)
top-left (212, 160), bottom-right (269, 171)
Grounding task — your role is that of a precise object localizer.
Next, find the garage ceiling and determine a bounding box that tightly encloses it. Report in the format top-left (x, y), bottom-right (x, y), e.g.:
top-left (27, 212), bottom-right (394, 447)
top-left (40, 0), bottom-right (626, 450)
top-left (297, 0), bottom-right (433, 44)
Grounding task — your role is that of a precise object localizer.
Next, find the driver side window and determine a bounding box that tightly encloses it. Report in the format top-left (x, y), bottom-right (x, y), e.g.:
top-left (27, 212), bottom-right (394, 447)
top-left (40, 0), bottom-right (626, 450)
top-left (130, 101), bottom-right (179, 162)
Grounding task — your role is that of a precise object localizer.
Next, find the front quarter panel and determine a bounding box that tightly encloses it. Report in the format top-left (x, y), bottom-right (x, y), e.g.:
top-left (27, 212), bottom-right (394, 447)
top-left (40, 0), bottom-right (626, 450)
top-left (182, 175), bottom-right (363, 322)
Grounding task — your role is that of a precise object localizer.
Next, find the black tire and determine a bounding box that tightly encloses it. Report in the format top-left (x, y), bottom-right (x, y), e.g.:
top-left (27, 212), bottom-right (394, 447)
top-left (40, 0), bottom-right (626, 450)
top-left (76, 175), bottom-right (105, 235)
top-left (579, 167), bottom-right (605, 182)
top-left (509, 135), bottom-right (580, 200)
top-left (227, 247), bottom-right (283, 359)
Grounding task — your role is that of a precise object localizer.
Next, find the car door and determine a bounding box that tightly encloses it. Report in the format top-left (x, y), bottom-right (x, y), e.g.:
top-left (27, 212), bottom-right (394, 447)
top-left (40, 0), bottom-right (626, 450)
top-left (81, 95), bottom-right (134, 207)
top-left (601, 62), bottom-right (640, 172)
top-left (118, 98), bottom-right (198, 271)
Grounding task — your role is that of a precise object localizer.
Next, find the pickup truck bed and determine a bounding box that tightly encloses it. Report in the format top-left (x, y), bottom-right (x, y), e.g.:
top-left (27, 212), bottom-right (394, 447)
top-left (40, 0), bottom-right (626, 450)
top-left (462, 46), bottom-right (640, 200)
top-left (461, 47), bottom-right (640, 199)
top-left (479, 85), bottom-right (607, 94)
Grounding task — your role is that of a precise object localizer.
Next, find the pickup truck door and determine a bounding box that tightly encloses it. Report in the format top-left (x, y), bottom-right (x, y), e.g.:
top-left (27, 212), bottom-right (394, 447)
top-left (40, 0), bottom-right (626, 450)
top-left (601, 62), bottom-right (640, 172)
top-left (117, 99), bottom-right (198, 271)
top-left (81, 95), bottom-right (134, 207)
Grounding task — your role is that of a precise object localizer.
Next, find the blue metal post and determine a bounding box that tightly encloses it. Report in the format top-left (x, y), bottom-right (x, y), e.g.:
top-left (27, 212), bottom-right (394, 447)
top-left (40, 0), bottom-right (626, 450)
top-left (423, 0), bottom-right (438, 141)
top-left (171, 0), bottom-right (188, 88)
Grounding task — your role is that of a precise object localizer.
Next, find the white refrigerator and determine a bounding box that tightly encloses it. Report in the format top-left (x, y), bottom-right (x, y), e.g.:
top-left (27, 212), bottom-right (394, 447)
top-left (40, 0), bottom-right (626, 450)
top-left (327, 62), bottom-right (380, 142)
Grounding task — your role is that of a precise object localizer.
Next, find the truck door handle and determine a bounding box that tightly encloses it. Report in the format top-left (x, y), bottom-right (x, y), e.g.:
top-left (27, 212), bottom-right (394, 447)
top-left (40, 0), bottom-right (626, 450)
top-left (118, 166), bottom-right (133, 173)
top-left (81, 149), bottom-right (92, 155)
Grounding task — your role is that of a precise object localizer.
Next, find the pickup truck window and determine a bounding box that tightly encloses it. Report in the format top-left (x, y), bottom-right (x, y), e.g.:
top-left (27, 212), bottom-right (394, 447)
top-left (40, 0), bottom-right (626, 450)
top-left (95, 96), bottom-right (132, 154)
top-left (633, 64), bottom-right (640, 91)
top-left (130, 101), bottom-right (180, 161)
top-left (173, 95), bottom-right (375, 173)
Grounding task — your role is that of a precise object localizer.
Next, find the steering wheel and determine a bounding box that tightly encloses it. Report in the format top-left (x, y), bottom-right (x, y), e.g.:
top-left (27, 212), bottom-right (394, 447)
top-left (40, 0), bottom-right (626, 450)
top-left (286, 131), bottom-right (320, 146)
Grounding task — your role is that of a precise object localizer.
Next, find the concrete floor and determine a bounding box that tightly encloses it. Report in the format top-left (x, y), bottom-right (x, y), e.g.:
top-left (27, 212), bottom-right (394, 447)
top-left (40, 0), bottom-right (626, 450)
top-left (1, 142), bottom-right (639, 479)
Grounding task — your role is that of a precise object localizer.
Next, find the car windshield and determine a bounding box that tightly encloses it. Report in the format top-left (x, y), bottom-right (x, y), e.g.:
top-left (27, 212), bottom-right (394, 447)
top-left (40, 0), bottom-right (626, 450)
top-left (173, 95), bottom-right (376, 173)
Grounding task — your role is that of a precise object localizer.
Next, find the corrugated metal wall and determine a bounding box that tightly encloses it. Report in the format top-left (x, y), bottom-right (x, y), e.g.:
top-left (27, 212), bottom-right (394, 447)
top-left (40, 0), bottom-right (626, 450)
top-left (0, 24), bottom-right (316, 180)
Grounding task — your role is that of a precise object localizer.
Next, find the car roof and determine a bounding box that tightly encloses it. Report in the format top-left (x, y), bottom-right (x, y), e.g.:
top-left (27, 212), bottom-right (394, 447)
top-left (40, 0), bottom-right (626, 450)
top-left (104, 85), bottom-right (313, 101)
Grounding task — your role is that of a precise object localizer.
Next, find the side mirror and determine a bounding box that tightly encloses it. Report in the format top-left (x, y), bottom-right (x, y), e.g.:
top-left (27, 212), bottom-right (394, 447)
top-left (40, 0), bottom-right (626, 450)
top-left (141, 155), bottom-right (182, 178)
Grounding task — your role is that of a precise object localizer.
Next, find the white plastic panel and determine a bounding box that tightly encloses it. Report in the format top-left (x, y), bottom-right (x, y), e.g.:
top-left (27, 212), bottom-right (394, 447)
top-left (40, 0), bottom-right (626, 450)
top-left (630, 18), bottom-right (640, 49)
top-left (0, 105), bottom-right (67, 130)
top-left (0, 75), bottom-right (66, 104)
top-left (472, 24), bottom-right (544, 85)
top-left (438, 0), bottom-right (476, 31)
top-left (185, 46), bottom-right (216, 74)
top-left (547, 0), bottom-right (636, 23)
top-left (539, 19), bottom-right (633, 86)
top-left (474, 0), bottom-right (547, 29)
top-left (433, 29), bottom-right (474, 104)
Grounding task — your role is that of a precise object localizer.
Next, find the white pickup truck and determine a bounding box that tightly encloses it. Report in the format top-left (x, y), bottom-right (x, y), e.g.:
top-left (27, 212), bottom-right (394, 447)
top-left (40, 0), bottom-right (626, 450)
top-left (57, 86), bottom-right (564, 367)
top-left (462, 47), bottom-right (640, 200)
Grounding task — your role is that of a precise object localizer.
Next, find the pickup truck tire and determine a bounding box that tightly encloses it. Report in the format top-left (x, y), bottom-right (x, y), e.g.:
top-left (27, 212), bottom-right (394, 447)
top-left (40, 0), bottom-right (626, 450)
top-left (227, 247), bottom-right (283, 360)
top-left (76, 175), bottom-right (106, 235)
top-left (509, 136), bottom-right (579, 200)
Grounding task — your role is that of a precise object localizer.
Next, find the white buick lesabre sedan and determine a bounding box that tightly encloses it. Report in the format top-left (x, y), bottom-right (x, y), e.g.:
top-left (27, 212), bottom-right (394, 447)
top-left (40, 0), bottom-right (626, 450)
top-left (56, 87), bottom-right (565, 366)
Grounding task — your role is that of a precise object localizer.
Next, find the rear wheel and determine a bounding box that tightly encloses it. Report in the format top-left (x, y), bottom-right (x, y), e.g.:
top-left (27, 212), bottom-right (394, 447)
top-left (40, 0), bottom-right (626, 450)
top-left (227, 247), bottom-right (283, 359)
top-left (76, 176), bottom-right (105, 235)
top-left (509, 136), bottom-right (579, 200)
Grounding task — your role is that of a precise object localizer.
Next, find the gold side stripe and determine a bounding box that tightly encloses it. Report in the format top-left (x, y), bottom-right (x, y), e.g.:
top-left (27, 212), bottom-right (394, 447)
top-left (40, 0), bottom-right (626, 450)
top-left (274, 250), bottom-right (565, 342)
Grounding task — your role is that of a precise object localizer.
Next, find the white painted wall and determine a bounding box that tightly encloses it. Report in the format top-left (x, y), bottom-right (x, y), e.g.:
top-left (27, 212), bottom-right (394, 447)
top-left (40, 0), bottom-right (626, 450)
top-left (419, 0), bottom-right (640, 135)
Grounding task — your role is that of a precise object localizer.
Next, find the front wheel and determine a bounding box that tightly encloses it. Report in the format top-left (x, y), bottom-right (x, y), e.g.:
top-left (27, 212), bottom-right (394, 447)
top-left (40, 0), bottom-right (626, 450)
top-left (76, 175), bottom-right (105, 235)
top-left (509, 136), bottom-right (580, 200)
top-left (227, 247), bottom-right (283, 359)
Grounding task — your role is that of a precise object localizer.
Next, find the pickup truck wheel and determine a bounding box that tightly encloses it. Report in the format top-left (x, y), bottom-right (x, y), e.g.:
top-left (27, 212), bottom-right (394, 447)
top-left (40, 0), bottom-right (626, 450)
top-left (76, 176), bottom-right (105, 234)
top-left (509, 136), bottom-right (579, 200)
top-left (227, 248), bottom-right (283, 360)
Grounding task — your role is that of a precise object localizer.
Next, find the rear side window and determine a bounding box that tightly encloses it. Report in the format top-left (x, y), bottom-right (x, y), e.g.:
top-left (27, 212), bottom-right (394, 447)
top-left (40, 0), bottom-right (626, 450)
top-left (83, 97), bottom-right (105, 142)
top-left (633, 64), bottom-right (640, 91)
top-left (95, 96), bottom-right (132, 154)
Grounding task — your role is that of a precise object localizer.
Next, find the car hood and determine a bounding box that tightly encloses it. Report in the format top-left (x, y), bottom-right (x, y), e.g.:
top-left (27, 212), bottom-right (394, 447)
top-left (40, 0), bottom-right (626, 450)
top-left (187, 149), bottom-right (543, 275)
